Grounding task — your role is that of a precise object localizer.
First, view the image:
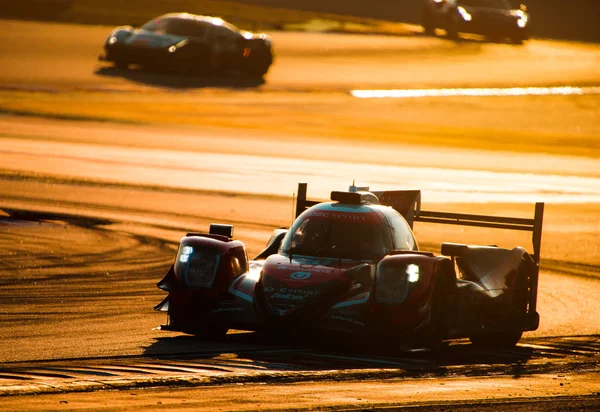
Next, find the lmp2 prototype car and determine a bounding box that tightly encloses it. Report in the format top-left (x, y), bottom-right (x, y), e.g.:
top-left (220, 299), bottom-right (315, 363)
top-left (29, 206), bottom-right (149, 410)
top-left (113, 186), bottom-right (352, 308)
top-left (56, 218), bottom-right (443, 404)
top-left (422, 0), bottom-right (530, 44)
top-left (155, 183), bottom-right (544, 349)
top-left (99, 13), bottom-right (273, 77)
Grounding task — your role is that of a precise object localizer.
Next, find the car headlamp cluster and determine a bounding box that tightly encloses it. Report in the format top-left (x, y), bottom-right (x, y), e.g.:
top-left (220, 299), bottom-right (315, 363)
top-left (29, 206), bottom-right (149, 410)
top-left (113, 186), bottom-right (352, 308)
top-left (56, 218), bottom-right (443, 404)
top-left (108, 36), bottom-right (118, 45)
top-left (168, 39), bottom-right (189, 53)
top-left (406, 263), bottom-right (420, 283)
top-left (513, 10), bottom-right (529, 28)
top-left (457, 6), bottom-right (472, 22)
top-left (179, 245), bottom-right (193, 263)
top-left (175, 244), bottom-right (220, 288)
top-left (375, 263), bottom-right (420, 304)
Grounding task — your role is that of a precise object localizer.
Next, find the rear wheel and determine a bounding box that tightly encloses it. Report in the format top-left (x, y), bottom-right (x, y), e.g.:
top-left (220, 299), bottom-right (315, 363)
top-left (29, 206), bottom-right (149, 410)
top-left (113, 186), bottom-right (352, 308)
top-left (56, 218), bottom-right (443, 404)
top-left (114, 60), bottom-right (129, 70)
top-left (511, 36), bottom-right (525, 45)
top-left (246, 49), bottom-right (272, 79)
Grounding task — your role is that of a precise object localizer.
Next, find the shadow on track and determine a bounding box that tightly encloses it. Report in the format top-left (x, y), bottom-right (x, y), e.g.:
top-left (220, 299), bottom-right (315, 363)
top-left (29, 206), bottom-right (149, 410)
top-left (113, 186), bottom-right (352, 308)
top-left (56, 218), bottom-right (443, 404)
top-left (143, 332), bottom-right (600, 380)
top-left (94, 66), bottom-right (265, 90)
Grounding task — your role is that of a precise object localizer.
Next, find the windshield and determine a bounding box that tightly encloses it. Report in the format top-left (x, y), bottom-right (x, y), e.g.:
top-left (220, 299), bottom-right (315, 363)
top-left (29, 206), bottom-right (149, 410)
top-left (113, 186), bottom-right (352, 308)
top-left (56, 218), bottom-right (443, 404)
top-left (459, 0), bottom-right (511, 9)
top-left (281, 217), bottom-right (392, 261)
top-left (141, 17), bottom-right (210, 37)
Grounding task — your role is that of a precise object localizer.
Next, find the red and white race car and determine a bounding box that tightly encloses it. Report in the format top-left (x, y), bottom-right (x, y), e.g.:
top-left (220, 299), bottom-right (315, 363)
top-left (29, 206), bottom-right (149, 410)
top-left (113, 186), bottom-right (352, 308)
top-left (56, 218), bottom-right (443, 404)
top-left (155, 183), bottom-right (544, 349)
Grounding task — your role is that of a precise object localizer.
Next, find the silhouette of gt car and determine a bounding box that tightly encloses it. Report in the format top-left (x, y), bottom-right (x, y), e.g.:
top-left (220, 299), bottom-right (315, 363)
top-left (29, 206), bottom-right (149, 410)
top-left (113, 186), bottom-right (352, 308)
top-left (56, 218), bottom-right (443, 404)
top-left (99, 13), bottom-right (273, 77)
top-left (422, 0), bottom-right (530, 44)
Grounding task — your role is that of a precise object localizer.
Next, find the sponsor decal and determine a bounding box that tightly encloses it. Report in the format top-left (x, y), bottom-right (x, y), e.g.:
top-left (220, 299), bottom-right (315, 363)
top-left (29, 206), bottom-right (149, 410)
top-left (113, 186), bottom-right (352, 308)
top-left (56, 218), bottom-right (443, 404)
top-left (305, 206), bottom-right (382, 224)
top-left (308, 211), bottom-right (367, 221)
top-left (279, 287), bottom-right (319, 296)
top-left (290, 271), bottom-right (311, 280)
top-left (272, 293), bottom-right (304, 300)
top-left (330, 314), bottom-right (365, 327)
top-left (211, 307), bottom-right (244, 313)
top-left (269, 287), bottom-right (320, 300)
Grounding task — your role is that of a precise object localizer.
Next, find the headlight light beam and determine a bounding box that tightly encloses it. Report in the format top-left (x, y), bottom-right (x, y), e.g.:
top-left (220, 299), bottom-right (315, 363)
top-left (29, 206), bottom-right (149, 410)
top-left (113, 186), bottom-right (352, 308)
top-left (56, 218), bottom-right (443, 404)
top-left (407, 264), bottom-right (420, 283)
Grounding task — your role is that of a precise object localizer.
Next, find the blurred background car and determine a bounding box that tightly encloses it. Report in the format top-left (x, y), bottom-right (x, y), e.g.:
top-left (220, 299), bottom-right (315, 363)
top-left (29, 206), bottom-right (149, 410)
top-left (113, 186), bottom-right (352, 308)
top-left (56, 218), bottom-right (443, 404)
top-left (422, 0), bottom-right (529, 44)
top-left (100, 12), bottom-right (273, 77)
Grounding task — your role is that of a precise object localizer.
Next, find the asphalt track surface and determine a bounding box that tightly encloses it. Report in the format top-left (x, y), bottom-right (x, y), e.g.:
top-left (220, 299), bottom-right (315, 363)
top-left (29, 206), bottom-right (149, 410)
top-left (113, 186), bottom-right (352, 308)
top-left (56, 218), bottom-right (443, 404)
top-left (0, 19), bottom-right (599, 410)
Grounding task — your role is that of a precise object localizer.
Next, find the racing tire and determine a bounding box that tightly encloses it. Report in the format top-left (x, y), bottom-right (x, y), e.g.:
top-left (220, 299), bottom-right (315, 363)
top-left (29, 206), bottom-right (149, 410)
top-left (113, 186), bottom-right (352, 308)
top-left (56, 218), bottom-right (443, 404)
top-left (510, 37), bottom-right (525, 45)
top-left (114, 60), bottom-right (129, 70)
top-left (246, 48), bottom-right (272, 79)
top-left (246, 60), bottom-right (270, 79)
top-left (168, 303), bottom-right (229, 341)
top-left (191, 324), bottom-right (229, 341)
top-left (422, 10), bottom-right (436, 35)
top-left (418, 272), bottom-right (453, 354)
top-left (469, 329), bottom-right (523, 349)
top-left (445, 14), bottom-right (460, 41)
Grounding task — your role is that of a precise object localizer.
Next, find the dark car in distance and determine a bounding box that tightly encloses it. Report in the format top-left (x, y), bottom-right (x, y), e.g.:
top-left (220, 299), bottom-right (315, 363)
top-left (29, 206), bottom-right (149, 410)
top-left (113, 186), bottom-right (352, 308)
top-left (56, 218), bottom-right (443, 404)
top-left (422, 0), bottom-right (530, 44)
top-left (99, 13), bottom-right (273, 77)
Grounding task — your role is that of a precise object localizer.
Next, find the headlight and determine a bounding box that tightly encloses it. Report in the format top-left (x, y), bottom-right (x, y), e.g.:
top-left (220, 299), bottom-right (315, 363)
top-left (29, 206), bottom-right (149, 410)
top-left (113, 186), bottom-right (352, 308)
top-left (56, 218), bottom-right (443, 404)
top-left (407, 264), bottom-right (420, 283)
top-left (375, 266), bottom-right (407, 304)
top-left (175, 244), bottom-right (220, 288)
top-left (457, 6), bottom-right (472, 22)
top-left (108, 36), bottom-right (118, 45)
top-left (512, 10), bottom-right (528, 27)
top-left (168, 39), bottom-right (189, 53)
top-left (375, 263), bottom-right (421, 304)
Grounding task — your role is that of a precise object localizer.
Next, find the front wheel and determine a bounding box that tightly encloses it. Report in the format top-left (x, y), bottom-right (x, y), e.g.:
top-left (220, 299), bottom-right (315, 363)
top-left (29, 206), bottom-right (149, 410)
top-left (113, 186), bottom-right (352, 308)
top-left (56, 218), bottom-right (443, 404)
top-left (470, 329), bottom-right (523, 349)
top-left (192, 324), bottom-right (229, 340)
top-left (168, 302), bottom-right (229, 340)
top-left (422, 11), bottom-right (436, 35)
top-left (511, 36), bottom-right (525, 45)
top-left (446, 14), bottom-right (460, 40)
top-left (114, 60), bottom-right (129, 70)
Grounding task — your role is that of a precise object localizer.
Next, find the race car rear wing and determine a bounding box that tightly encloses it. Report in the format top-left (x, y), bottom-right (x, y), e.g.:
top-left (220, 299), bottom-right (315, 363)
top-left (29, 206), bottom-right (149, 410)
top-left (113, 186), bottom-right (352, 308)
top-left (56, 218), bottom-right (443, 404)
top-left (294, 183), bottom-right (544, 265)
